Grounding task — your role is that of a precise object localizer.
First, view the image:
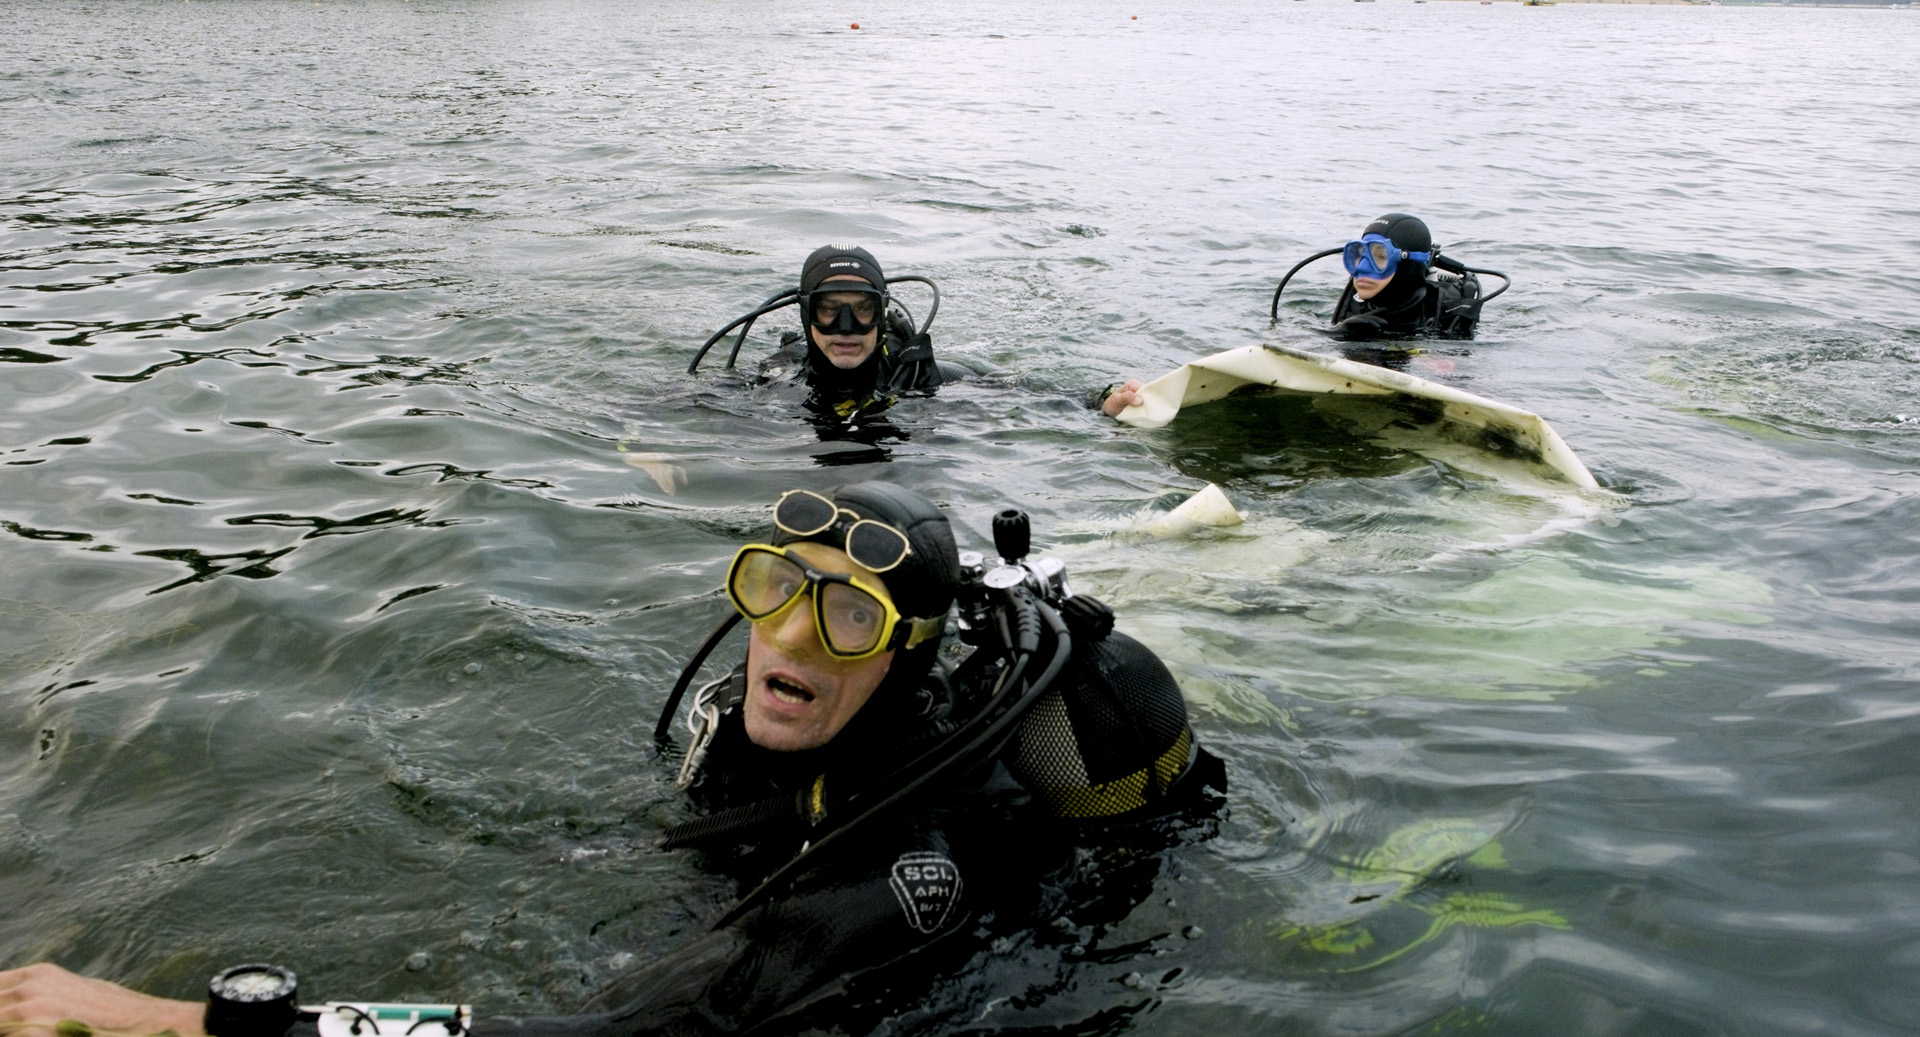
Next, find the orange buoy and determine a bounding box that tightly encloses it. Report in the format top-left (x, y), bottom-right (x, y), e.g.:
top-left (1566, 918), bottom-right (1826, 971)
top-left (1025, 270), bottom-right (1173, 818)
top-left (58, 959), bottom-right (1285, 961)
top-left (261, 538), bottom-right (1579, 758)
top-left (850, 22), bottom-right (860, 29)
top-left (1132, 14), bottom-right (1138, 18)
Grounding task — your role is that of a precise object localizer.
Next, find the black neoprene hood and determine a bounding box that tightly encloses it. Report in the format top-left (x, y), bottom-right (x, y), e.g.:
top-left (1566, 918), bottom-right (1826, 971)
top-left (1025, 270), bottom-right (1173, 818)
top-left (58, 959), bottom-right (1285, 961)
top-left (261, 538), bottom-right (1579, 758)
top-left (800, 245), bottom-right (887, 295)
top-left (1364, 212), bottom-right (1432, 255)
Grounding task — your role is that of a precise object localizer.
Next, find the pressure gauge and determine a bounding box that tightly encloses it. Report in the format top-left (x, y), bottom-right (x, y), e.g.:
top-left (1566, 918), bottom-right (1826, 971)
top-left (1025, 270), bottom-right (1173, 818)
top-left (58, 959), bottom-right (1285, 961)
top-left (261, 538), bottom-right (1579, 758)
top-left (983, 566), bottom-right (1026, 590)
top-left (205, 964), bottom-right (299, 1037)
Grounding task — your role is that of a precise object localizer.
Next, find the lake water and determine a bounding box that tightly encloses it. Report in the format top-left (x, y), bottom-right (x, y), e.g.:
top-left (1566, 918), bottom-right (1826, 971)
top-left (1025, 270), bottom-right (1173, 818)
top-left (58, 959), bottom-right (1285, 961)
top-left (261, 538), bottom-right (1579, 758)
top-left (5, 1), bottom-right (1920, 1033)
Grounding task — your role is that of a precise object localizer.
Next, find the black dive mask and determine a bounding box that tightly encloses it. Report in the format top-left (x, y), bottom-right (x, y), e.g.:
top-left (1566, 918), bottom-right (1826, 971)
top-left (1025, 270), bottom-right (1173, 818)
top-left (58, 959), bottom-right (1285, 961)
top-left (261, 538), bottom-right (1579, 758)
top-left (806, 287), bottom-right (885, 336)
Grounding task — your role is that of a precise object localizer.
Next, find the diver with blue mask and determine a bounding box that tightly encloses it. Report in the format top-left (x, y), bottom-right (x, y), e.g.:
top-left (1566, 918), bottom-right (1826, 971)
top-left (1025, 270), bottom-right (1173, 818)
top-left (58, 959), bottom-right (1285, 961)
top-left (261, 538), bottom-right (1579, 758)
top-left (1271, 213), bottom-right (1510, 343)
top-left (1093, 214), bottom-right (1513, 415)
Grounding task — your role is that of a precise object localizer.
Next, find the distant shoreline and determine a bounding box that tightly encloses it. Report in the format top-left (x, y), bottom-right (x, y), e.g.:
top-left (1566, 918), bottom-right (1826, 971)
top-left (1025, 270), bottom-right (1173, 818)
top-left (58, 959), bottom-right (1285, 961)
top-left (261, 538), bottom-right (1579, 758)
top-left (1427, 0), bottom-right (1912, 6)
top-left (1428, 1), bottom-right (1704, 6)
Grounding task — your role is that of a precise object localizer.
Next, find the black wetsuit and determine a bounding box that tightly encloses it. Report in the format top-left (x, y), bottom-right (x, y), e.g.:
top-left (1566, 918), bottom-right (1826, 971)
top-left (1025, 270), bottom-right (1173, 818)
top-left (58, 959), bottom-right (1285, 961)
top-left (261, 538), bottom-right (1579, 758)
top-left (488, 732), bottom-right (1031, 1035)
top-left (1329, 269), bottom-right (1485, 342)
top-left (453, 631), bottom-right (1222, 1037)
top-left (755, 314), bottom-right (966, 425)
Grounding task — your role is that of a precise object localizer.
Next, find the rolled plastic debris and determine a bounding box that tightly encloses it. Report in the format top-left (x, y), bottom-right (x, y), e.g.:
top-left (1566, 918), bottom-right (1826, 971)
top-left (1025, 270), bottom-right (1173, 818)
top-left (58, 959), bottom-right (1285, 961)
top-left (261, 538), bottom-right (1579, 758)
top-left (1141, 483), bottom-right (1243, 537)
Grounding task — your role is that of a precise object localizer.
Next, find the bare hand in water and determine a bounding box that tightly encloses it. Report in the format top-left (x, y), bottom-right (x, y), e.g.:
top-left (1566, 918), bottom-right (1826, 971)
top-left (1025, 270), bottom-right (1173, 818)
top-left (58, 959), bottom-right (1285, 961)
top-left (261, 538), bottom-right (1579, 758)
top-left (1100, 379), bottom-right (1145, 417)
top-left (0, 963), bottom-right (205, 1037)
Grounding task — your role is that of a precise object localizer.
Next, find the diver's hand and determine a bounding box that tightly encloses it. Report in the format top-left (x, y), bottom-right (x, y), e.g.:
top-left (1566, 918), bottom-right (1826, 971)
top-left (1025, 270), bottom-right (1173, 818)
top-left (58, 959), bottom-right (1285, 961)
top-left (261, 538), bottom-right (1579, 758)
top-left (0, 963), bottom-right (205, 1037)
top-left (1100, 380), bottom-right (1145, 417)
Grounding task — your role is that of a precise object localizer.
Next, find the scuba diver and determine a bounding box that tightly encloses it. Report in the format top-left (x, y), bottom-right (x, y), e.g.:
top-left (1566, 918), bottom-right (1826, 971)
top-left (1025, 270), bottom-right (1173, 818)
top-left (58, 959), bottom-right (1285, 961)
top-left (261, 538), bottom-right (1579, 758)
top-left (1092, 213), bottom-right (1515, 413)
top-left (1, 484), bottom-right (1224, 1037)
top-left (625, 246), bottom-right (956, 489)
top-left (688, 246), bottom-right (969, 427)
top-left (1270, 212), bottom-right (1510, 343)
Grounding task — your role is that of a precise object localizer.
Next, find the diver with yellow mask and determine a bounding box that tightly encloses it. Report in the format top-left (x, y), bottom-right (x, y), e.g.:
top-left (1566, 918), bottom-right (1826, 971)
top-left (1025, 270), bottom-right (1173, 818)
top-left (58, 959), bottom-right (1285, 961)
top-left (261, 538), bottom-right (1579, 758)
top-left (1, 483), bottom-right (1224, 1037)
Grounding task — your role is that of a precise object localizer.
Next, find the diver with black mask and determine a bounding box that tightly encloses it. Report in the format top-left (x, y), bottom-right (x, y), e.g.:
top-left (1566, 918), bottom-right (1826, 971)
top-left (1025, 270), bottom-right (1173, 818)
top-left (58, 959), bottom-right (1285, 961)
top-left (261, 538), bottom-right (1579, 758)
top-left (1271, 212), bottom-right (1510, 344)
top-left (3, 484), bottom-right (1224, 1037)
top-left (689, 246), bottom-right (968, 426)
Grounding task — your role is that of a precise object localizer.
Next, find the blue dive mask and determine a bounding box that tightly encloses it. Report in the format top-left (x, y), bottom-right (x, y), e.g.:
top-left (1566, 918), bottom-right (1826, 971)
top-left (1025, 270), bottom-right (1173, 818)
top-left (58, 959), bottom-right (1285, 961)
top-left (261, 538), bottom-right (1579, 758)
top-left (1342, 234), bottom-right (1430, 280)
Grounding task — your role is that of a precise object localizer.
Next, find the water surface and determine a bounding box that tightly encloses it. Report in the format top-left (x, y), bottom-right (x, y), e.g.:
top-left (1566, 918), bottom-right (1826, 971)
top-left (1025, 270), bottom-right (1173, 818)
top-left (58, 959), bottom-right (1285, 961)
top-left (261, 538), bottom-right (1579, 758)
top-left (4, 2), bottom-right (1920, 1034)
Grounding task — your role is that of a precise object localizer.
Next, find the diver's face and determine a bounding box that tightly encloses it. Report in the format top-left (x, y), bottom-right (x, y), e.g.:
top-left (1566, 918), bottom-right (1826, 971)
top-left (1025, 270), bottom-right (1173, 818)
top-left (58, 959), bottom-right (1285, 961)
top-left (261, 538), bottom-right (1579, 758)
top-left (1354, 271), bottom-right (1393, 301)
top-left (742, 541), bottom-right (895, 752)
top-left (808, 275), bottom-right (882, 370)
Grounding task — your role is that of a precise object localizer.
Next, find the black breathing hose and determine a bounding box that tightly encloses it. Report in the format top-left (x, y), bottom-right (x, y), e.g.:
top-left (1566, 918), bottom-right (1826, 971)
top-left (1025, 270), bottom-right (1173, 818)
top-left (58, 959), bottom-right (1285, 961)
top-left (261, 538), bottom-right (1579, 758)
top-left (693, 295), bottom-right (777, 374)
top-left (687, 292), bottom-right (798, 374)
top-left (1269, 247), bottom-right (1345, 321)
top-left (884, 275), bottom-right (940, 336)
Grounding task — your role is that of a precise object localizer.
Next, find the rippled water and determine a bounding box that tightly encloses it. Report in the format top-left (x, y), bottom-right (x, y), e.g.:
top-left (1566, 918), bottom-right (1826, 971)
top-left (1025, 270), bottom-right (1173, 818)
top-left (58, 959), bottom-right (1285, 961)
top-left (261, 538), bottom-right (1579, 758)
top-left (5, 1), bottom-right (1920, 1033)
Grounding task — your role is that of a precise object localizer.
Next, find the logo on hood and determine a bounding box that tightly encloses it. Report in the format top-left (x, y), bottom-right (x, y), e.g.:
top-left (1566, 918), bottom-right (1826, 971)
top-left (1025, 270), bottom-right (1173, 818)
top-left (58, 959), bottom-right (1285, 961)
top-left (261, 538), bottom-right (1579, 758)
top-left (889, 852), bottom-right (963, 934)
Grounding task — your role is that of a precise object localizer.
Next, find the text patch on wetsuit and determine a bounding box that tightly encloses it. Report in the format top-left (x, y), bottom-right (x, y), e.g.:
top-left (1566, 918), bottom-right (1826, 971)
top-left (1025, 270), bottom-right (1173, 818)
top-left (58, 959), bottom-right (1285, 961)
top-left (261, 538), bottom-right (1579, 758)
top-left (889, 852), bottom-right (963, 934)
